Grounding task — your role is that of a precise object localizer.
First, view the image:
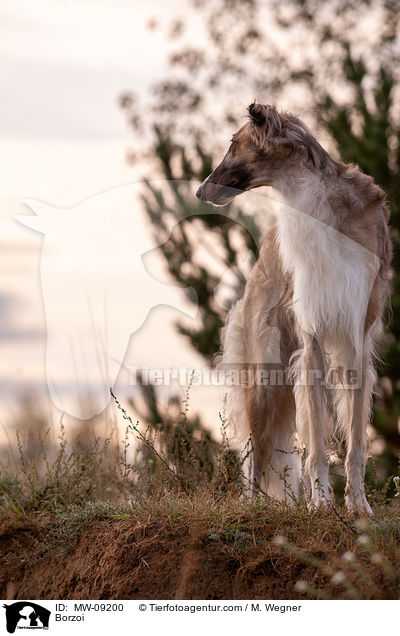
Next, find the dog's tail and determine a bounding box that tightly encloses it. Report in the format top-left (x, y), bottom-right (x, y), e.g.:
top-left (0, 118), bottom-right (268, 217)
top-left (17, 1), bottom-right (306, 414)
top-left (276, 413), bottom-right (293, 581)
top-left (260, 414), bottom-right (301, 501)
top-left (219, 300), bottom-right (249, 443)
top-left (220, 300), bottom-right (300, 501)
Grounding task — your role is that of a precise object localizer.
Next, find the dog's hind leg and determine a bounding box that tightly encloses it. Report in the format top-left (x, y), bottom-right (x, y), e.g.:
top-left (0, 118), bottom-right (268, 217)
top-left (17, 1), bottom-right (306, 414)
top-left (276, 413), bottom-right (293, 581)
top-left (343, 343), bottom-right (375, 517)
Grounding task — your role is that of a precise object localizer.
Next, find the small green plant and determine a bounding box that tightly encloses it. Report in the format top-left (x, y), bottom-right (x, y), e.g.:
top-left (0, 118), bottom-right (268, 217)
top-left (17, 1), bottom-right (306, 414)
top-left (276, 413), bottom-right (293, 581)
top-left (1, 418), bottom-right (120, 515)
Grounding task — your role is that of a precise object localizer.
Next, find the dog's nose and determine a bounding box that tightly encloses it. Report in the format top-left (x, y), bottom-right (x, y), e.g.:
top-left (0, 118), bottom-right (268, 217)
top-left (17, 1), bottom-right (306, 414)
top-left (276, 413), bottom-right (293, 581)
top-left (196, 186), bottom-right (203, 200)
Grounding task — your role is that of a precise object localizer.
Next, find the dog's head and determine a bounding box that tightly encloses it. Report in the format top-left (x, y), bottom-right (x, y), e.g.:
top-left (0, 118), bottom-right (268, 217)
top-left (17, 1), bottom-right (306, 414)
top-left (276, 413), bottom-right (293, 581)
top-left (196, 103), bottom-right (329, 206)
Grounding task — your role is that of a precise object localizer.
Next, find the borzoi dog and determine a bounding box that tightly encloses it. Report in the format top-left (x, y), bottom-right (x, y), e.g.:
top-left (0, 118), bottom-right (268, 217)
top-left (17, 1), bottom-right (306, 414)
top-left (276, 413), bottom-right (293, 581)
top-left (196, 103), bottom-right (391, 516)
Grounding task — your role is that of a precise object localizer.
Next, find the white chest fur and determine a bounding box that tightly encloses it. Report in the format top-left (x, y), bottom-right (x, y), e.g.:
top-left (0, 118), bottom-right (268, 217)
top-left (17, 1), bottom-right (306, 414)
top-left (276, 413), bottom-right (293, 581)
top-left (276, 199), bottom-right (380, 354)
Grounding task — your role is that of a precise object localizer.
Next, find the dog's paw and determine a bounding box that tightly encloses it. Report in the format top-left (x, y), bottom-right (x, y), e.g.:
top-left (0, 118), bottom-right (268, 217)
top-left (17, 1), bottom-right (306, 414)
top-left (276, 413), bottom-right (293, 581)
top-left (308, 485), bottom-right (333, 512)
top-left (308, 497), bottom-right (332, 512)
top-left (345, 488), bottom-right (373, 517)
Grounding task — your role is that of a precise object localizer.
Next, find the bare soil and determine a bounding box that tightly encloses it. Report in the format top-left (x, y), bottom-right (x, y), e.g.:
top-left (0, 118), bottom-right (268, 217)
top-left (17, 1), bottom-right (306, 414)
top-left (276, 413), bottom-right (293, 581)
top-left (0, 518), bottom-right (319, 600)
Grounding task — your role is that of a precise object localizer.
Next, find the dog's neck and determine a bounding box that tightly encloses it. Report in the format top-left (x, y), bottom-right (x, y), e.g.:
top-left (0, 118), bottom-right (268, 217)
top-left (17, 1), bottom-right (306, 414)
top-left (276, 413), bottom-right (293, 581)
top-left (271, 167), bottom-right (335, 226)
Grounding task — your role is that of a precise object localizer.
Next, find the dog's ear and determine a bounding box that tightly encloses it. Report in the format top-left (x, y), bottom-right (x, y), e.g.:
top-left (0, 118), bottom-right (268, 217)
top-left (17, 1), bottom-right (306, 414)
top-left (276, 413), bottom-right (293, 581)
top-left (248, 103), bottom-right (284, 141)
top-left (248, 103), bottom-right (266, 126)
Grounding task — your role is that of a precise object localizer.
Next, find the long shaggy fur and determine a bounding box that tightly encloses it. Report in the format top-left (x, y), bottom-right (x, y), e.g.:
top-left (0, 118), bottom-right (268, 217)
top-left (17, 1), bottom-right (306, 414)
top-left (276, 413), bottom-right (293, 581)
top-left (198, 104), bottom-right (392, 513)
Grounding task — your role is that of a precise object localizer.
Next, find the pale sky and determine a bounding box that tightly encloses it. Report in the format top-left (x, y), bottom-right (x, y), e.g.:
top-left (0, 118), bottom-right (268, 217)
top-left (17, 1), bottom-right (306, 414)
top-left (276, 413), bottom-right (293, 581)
top-left (0, 0), bottom-right (188, 140)
top-left (0, 0), bottom-right (226, 431)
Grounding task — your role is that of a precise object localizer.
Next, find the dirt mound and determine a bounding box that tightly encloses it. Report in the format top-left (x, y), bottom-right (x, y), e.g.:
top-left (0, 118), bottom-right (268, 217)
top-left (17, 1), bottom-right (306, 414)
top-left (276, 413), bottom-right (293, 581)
top-left (0, 519), bottom-right (307, 600)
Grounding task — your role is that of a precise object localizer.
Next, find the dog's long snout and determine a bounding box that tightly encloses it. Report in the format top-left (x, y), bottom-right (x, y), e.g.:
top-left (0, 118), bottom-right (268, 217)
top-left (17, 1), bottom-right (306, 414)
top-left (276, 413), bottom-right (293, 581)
top-left (196, 185), bottom-right (204, 200)
top-left (196, 178), bottom-right (237, 206)
top-left (196, 157), bottom-right (253, 205)
top-left (196, 179), bottom-right (216, 201)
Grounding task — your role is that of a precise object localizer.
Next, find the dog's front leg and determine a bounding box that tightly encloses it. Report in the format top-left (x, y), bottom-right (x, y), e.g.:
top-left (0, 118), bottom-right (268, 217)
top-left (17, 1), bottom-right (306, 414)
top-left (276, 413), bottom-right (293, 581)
top-left (298, 332), bottom-right (332, 509)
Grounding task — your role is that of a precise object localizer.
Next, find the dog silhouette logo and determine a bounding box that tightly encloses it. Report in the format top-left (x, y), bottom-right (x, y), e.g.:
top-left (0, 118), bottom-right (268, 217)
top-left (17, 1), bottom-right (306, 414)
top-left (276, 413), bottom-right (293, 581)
top-left (15, 183), bottom-right (198, 418)
top-left (14, 182), bottom-right (284, 420)
top-left (3, 602), bottom-right (50, 633)
top-left (15, 180), bottom-right (375, 416)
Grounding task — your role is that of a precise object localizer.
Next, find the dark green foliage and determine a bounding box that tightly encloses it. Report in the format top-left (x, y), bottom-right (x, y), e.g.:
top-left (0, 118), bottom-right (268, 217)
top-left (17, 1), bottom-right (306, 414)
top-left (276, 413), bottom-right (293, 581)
top-left (139, 128), bottom-right (260, 359)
